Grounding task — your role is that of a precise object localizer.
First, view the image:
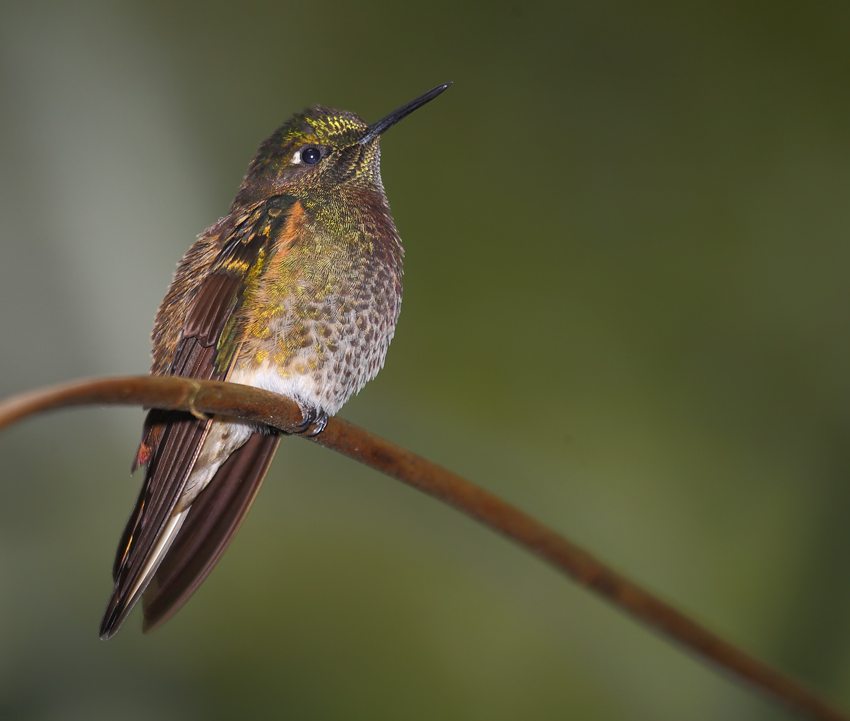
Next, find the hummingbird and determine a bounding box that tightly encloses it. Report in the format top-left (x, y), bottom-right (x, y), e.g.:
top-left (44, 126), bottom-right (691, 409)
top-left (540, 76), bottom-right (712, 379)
top-left (99, 83), bottom-right (451, 639)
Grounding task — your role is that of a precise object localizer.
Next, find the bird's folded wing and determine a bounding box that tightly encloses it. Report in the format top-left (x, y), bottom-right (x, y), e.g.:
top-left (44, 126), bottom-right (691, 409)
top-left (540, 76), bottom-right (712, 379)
top-left (100, 196), bottom-right (298, 639)
top-left (142, 431), bottom-right (281, 633)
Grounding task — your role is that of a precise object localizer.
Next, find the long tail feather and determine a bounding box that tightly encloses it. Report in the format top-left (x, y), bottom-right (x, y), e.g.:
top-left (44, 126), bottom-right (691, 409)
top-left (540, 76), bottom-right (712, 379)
top-left (141, 432), bottom-right (281, 634)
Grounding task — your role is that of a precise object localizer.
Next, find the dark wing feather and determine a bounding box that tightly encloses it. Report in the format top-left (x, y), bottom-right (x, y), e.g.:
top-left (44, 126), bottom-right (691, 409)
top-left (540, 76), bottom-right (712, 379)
top-left (100, 196), bottom-right (297, 639)
top-left (142, 432), bottom-right (281, 633)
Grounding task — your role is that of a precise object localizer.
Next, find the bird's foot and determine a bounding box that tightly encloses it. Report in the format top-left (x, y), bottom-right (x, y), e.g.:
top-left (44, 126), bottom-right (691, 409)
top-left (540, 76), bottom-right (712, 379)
top-left (292, 406), bottom-right (329, 437)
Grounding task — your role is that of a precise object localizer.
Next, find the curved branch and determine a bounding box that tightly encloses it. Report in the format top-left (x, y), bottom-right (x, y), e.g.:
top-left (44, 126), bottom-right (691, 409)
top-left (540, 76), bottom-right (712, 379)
top-left (0, 375), bottom-right (845, 721)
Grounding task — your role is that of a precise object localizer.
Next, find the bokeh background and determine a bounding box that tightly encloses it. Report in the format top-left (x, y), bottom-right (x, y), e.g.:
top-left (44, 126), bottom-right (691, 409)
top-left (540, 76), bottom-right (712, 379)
top-left (2, 1), bottom-right (850, 719)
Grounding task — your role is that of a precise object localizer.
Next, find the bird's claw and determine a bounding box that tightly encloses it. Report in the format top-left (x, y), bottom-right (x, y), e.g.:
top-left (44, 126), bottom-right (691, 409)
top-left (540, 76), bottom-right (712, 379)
top-left (293, 407), bottom-right (329, 437)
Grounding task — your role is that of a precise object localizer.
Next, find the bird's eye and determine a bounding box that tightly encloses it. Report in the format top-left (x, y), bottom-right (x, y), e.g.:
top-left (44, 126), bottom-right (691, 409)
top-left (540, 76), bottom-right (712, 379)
top-left (302, 147), bottom-right (321, 164)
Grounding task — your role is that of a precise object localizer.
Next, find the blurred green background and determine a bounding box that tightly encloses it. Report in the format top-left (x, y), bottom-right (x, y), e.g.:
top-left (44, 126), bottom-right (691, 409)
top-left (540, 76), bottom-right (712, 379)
top-left (2, 1), bottom-right (850, 719)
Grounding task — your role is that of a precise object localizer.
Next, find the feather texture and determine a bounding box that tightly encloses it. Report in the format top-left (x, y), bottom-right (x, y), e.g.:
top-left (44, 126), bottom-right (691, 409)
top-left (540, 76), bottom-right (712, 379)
top-left (100, 198), bottom-right (297, 639)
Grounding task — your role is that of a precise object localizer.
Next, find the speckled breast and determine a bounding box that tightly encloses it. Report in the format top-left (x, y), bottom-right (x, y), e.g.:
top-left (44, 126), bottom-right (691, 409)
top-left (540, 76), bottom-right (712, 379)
top-left (231, 198), bottom-right (403, 416)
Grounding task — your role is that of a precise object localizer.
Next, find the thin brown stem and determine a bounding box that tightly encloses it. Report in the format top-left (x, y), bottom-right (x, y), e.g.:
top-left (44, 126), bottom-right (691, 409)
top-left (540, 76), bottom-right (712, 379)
top-left (0, 375), bottom-right (845, 721)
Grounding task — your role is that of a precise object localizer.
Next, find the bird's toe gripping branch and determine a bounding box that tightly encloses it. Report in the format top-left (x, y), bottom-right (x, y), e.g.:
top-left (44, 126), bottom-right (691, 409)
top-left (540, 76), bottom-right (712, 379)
top-left (292, 405), bottom-right (329, 437)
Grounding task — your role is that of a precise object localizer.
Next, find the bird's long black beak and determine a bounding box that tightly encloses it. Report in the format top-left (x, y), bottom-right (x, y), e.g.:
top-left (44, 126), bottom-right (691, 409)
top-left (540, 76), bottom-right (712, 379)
top-left (358, 82), bottom-right (452, 145)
